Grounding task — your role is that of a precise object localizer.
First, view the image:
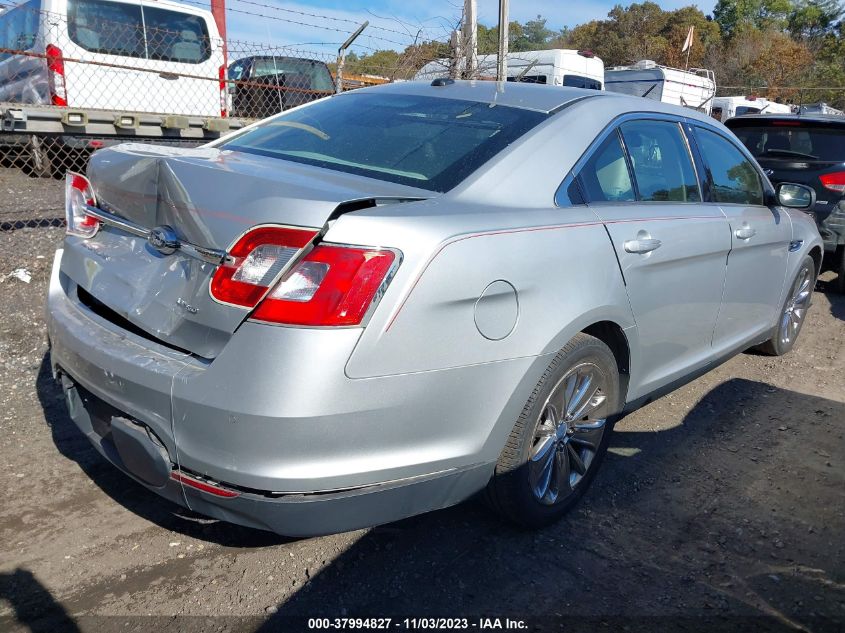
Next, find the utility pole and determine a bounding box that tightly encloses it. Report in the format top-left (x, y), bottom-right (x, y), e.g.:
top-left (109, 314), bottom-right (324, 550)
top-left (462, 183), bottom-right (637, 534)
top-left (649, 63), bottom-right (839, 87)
top-left (450, 30), bottom-right (463, 79)
top-left (496, 0), bottom-right (508, 82)
top-left (335, 21), bottom-right (368, 94)
top-left (462, 0), bottom-right (477, 79)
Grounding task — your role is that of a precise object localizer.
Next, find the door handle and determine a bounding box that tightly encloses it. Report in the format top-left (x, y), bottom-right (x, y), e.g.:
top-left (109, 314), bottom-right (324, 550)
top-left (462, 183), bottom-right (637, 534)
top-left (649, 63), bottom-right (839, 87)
top-left (735, 227), bottom-right (756, 240)
top-left (623, 238), bottom-right (662, 254)
top-left (159, 72), bottom-right (179, 80)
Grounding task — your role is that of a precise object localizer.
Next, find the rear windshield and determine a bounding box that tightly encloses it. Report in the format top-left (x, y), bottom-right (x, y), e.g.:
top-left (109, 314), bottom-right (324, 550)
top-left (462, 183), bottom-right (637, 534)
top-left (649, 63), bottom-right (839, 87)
top-left (730, 122), bottom-right (845, 161)
top-left (67, 0), bottom-right (211, 63)
top-left (222, 92), bottom-right (548, 192)
top-left (252, 58), bottom-right (333, 92)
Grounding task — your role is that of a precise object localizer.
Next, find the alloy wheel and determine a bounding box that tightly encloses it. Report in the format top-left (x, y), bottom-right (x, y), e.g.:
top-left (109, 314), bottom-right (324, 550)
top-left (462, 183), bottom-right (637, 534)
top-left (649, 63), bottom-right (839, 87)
top-left (779, 264), bottom-right (813, 347)
top-left (528, 362), bottom-right (608, 506)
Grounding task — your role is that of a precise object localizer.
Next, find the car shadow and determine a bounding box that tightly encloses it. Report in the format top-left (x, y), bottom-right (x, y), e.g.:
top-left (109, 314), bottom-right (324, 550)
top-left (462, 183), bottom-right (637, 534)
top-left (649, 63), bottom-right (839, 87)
top-left (816, 281), bottom-right (845, 320)
top-left (0, 568), bottom-right (81, 633)
top-left (35, 353), bottom-right (288, 548)
top-left (256, 378), bottom-right (844, 632)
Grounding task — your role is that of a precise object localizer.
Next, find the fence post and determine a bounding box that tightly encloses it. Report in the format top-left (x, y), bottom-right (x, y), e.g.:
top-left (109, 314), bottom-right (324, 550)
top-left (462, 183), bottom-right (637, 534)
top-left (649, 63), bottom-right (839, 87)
top-left (336, 21), bottom-right (368, 94)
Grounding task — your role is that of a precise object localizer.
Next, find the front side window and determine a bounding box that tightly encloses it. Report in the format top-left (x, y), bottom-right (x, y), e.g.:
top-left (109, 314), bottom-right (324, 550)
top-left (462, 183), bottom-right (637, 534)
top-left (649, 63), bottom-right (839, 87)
top-left (620, 120), bottom-right (701, 202)
top-left (223, 93), bottom-right (547, 192)
top-left (695, 127), bottom-right (764, 205)
top-left (575, 132), bottom-right (635, 203)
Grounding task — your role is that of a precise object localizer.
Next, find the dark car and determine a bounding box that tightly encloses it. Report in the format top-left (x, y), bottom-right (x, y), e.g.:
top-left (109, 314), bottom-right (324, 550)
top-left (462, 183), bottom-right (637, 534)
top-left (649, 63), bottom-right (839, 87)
top-left (726, 114), bottom-right (845, 291)
top-left (227, 55), bottom-right (334, 119)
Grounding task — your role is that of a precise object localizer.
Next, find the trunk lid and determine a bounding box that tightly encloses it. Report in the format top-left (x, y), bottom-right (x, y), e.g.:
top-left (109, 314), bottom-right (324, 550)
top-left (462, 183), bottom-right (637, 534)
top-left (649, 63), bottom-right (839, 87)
top-left (62, 143), bottom-right (428, 358)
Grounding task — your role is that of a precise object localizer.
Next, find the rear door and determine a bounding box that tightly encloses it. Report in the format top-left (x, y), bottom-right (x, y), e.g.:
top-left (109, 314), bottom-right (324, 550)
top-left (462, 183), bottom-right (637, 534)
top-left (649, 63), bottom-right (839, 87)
top-left (574, 116), bottom-right (731, 398)
top-left (692, 125), bottom-right (791, 351)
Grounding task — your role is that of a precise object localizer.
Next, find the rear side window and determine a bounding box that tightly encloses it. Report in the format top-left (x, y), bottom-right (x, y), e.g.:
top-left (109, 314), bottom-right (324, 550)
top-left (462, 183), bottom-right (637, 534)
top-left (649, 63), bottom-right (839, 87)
top-left (620, 120), bottom-right (701, 202)
top-left (67, 0), bottom-right (211, 63)
top-left (507, 75), bottom-right (547, 84)
top-left (695, 127), bottom-right (764, 205)
top-left (575, 132), bottom-right (635, 202)
top-left (563, 75), bottom-right (602, 90)
top-left (223, 93), bottom-right (547, 192)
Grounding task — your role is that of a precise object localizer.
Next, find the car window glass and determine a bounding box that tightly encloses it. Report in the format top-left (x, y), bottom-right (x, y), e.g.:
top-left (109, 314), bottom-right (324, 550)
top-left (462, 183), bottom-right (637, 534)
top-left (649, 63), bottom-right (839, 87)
top-left (696, 127), bottom-right (764, 205)
top-left (67, 0), bottom-right (210, 63)
top-left (576, 132), bottom-right (635, 202)
top-left (731, 124), bottom-right (844, 162)
top-left (0, 0), bottom-right (39, 59)
top-left (224, 93), bottom-right (547, 192)
top-left (143, 6), bottom-right (211, 63)
top-left (563, 75), bottom-right (602, 90)
top-left (620, 120), bottom-right (701, 202)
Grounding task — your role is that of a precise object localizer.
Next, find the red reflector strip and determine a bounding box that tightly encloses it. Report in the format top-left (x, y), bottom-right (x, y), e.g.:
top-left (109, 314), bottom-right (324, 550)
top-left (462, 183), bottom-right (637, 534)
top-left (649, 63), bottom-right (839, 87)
top-left (772, 120), bottom-right (801, 126)
top-left (171, 471), bottom-right (240, 498)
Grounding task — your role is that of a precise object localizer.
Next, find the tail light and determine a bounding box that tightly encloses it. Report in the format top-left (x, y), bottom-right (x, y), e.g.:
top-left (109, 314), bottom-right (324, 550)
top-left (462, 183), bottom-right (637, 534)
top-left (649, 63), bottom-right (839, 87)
top-left (65, 172), bottom-right (99, 238)
top-left (820, 172), bottom-right (845, 194)
top-left (210, 226), bottom-right (318, 307)
top-left (46, 44), bottom-right (67, 107)
top-left (219, 64), bottom-right (228, 117)
top-left (252, 245), bottom-right (397, 326)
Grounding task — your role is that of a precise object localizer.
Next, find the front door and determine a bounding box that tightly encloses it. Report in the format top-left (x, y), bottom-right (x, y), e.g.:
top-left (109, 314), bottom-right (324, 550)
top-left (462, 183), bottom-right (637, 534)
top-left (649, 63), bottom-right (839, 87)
top-left (693, 126), bottom-right (791, 352)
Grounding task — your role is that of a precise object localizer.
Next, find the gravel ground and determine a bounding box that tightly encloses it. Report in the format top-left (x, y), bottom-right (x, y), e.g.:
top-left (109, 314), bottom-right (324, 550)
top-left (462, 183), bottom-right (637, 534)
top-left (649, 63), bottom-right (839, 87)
top-left (0, 167), bottom-right (843, 633)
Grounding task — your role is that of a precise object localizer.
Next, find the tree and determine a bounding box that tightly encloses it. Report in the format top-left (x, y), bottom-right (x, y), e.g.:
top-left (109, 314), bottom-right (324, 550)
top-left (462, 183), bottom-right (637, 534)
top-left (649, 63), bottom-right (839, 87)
top-left (713, 0), bottom-right (793, 37)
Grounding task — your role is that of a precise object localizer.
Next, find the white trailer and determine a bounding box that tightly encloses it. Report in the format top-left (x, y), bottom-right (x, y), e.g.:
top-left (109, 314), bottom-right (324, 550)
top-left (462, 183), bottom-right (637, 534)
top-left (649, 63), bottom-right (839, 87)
top-left (711, 96), bottom-right (792, 122)
top-left (414, 49), bottom-right (604, 90)
top-left (604, 60), bottom-right (716, 115)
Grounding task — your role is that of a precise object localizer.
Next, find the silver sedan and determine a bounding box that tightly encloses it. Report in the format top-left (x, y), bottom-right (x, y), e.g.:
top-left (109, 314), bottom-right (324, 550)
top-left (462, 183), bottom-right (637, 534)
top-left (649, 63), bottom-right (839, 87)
top-left (47, 80), bottom-right (822, 535)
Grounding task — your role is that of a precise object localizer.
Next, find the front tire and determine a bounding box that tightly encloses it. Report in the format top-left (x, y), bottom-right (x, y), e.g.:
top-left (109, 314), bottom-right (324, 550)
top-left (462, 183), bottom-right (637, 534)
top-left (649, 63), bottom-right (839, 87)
top-left (486, 333), bottom-right (620, 528)
top-left (756, 255), bottom-right (815, 356)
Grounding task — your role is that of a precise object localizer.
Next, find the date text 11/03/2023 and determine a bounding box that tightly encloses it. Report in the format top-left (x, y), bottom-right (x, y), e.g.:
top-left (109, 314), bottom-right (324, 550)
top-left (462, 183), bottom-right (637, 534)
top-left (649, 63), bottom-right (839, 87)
top-left (307, 618), bottom-right (529, 630)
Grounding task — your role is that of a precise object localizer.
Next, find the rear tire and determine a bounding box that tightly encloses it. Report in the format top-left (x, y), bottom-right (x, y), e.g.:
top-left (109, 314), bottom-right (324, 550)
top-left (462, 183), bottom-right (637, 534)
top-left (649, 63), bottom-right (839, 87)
top-left (756, 255), bottom-right (815, 356)
top-left (485, 333), bottom-right (620, 528)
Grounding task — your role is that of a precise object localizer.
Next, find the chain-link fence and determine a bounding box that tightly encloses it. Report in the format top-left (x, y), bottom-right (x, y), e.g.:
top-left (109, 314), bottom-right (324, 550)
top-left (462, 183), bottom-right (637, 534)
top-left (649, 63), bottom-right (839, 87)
top-left (0, 0), bottom-right (432, 183)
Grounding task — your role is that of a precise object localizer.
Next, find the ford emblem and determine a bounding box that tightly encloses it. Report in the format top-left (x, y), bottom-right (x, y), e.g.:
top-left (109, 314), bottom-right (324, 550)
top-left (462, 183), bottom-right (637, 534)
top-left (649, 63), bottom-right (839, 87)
top-left (148, 225), bottom-right (179, 255)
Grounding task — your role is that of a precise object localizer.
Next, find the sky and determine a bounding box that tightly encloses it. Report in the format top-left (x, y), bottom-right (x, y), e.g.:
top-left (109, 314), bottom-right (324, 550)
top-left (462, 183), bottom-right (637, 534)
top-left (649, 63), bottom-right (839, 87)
top-left (222, 0), bottom-right (715, 55)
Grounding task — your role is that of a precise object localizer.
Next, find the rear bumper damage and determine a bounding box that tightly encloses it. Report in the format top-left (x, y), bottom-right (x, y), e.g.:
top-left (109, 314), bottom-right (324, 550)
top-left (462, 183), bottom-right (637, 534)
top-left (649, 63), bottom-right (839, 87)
top-left (46, 248), bottom-right (523, 535)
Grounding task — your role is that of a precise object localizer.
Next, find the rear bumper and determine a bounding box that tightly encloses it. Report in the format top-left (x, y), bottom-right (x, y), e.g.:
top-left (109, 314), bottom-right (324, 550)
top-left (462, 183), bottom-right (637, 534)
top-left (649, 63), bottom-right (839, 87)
top-left (46, 248), bottom-right (535, 535)
top-left (58, 371), bottom-right (491, 536)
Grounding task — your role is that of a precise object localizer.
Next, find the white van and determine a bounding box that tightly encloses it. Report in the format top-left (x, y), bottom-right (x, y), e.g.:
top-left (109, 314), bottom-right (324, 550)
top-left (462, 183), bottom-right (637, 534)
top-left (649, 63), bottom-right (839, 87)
top-left (414, 49), bottom-right (604, 90)
top-left (605, 60), bottom-right (716, 115)
top-left (711, 96), bottom-right (792, 122)
top-left (0, 0), bottom-right (226, 116)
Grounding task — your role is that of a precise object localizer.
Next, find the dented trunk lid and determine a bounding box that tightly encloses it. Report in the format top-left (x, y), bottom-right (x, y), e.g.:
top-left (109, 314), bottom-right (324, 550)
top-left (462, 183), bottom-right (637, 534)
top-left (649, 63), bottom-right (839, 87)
top-left (60, 143), bottom-right (428, 358)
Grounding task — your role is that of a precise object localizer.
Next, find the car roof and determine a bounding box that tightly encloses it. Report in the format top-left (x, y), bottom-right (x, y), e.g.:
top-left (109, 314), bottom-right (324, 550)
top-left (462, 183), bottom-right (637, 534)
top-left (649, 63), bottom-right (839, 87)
top-left (725, 113), bottom-right (845, 126)
top-left (355, 79), bottom-right (613, 114)
top-left (351, 80), bottom-right (727, 127)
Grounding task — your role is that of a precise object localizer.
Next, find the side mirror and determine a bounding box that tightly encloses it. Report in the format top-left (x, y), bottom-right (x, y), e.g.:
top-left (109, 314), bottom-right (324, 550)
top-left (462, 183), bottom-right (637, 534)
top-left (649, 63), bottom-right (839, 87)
top-left (776, 182), bottom-right (815, 209)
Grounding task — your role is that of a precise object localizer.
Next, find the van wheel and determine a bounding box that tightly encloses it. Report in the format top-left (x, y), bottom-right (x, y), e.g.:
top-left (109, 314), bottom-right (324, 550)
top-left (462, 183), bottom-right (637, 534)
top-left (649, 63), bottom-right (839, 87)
top-left (485, 333), bottom-right (620, 528)
top-left (756, 255), bottom-right (815, 356)
top-left (27, 135), bottom-right (54, 178)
